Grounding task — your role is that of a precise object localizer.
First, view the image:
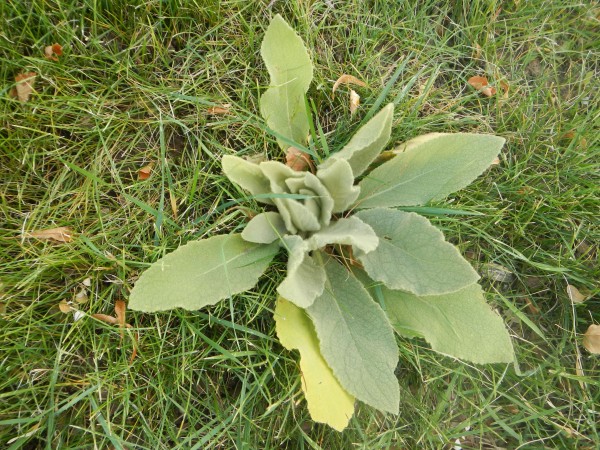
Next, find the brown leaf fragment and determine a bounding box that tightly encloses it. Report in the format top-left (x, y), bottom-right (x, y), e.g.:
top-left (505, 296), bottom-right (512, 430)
top-left (44, 43), bottom-right (63, 61)
top-left (138, 162), bottom-right (154, 180)
top-left (349, 89), bottom-right (360, 116)
top-left (567, 285), bottom-right (589, 303)
top-left (468, 76), bottom-right (496, 97)
top-left (583, 324), bottom-right (600, 354)
top-left (285, 147), bottom-right (313, 172)
top-left (472, 43), bottom-right (482, 59)
top-left (491, 156), bottom-right (501, 165)
top-left (169, 190), bottom-right (178, 219)
top-left (91, 313), bottom-right (118, 325)
top-left (58, 300), bottom-right (75, 313)
top-left (10, 72), bottom-right (37, 102)
top-left (25, 226), bottom-right (74, 243)
top-left (332, 74), bottom-right (367, 97)
top-left (115, 300), bottom-right (127, 329)
top-left (499, 80), bottom-right (509, 98)
top-left (206, 104), bottom-right (231, 115)
top-left (74, 289), bottom-right (88, 304)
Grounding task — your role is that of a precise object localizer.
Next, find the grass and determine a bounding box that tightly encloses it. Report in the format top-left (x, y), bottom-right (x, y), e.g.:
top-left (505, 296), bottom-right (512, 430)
top-left (1, 0), bottom-right (598, 448)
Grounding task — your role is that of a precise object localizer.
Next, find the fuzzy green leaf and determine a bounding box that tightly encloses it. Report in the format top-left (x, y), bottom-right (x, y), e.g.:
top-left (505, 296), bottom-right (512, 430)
top-left (355, 208), bottom-right (479, 295)
top-left (322, 103), bottom-right (394, 177)
top-left (307, 254), bottom-right (399, 414)
top-left (241, 212), bottom-right (287, 244)
top-left (222, 155), bottom-right (273, 204)
top-left (308, 217), bottom-right (378, 254)
top-left (377, 282), bottom-right (515, 364)
top-left (316, 159), bottom-right (360, 213)
top-left (260, 14), bottom-right (313, 149)
top-left (129, 234), bottom-right (279, 312)
top-left (357, 133), bottom-right (505, 208)
top-left (277, 236), bottom-right (326, 308)
top-left (275, 297), bottom-right (355, 430)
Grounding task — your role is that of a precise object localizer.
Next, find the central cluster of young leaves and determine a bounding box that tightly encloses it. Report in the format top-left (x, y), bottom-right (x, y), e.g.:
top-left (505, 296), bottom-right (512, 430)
top-left (129, 15), bottom-right (515, 431)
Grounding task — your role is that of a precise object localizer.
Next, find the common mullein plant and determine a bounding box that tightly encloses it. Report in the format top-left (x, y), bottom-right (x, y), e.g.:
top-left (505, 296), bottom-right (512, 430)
top-left (130, 15), bottom-right (514, 430)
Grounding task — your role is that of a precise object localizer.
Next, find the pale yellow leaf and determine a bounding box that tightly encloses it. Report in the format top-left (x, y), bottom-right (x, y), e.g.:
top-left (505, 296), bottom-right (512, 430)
top-left (58, 300), bottom-right (75, 313)
top-left (274, 297), bottom-right (355, 431)
top-left (169, 190), bottom-right (178, 219)
top-left (25, 226), bottom-right (74, 243)
top-left (349, 89), bottom-right (360, 116)
top-left (332, 74), bottom-right (367, 97)
top-left (11, 72), bottom-right (37, 102)
top-left (0, 302), bottom-right (7, 315)
top-left (74, 289), bottom-right (88, 304)
top-left (583, 324), bottom-right (600, 354)
top-left (567, 284), bottom-right (587, 303)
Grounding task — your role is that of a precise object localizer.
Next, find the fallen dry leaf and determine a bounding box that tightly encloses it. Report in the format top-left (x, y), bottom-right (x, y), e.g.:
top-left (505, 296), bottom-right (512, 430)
top-left (91, 313), bottom-right (118, 325)
top-left (74, 288), bottom-right (88, 304)
top-left (206, 104), bottom-right (231, 115)
top-left (44, 43), bottom-right (63, 61)
top-left (332, 74), bottom-right (367, 97)
top-left (567, 284), bottom-right (587, 303)
top-left (582, 324), bottom-right (600, 354)
top-left (25, 226), bottom-right (74, 243)
top-left (285, 147), bottom-right (313, 172)
top-left (349, 89), bottom-right (360, 116)
top-left (491, 156), bottom-right (501, 165)
top-left (472, 43), bottom-right (482, 59)
top-left (499, 80), bottom-right (510, 99)
top-left (138, 162), bottom-right (154, 180)
top-left (169, 190), bottom-right (178, 219)
top-left (9, 72), bottom-right (37, 102)
top-left (115, 300), bottom-right (126, 328)
top-left (468, 76), bottom-right (496, 97)
top-left (58, 300), bottom-right (76, 313)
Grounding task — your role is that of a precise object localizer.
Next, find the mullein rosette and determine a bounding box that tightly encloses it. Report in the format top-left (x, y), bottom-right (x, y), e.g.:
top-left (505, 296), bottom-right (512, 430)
top-left (130, 15), bottom-right (514, 431)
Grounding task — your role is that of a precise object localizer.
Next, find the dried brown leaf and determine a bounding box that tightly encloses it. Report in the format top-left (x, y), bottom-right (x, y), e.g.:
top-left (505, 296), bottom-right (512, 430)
top-left (169, 190), bottom-right (178, 219)
top-left (491, 156), bottom-right (501, 165)
top-left (349, 89), bottom-right (360, 116)
top-left (468, 76), bottom-right (496, 97)
top-left (499, 80), bottom-right (509, 99)
top-left (115, 300), bottom-right (127, 328)
top-left (138, 162), bottom-right (154, 180)
top-left (582, 324), bottom-right (600, 354)
top-left (285, 147), bottom-right (313, 172)
top-left (206, 104), bottom-right (231, 115)
top-left (58, 300), bottom-right (75, 313)
top-left (472, 43), bottom-right (482, 59)
top-left (10, 72), bottom-right (37, 102)
top-left (332, 74), bottom-right (367, 97)
top-left (74, 289), bottom-right (88, 304)
top-left (91, 313), bottom-right (118, 325)
top-left (25, 226), bottom-right (74, 243)
top-left (567, 284), bottom-right (589, 303)
top-left (44, 43), bottom-right (63, 61)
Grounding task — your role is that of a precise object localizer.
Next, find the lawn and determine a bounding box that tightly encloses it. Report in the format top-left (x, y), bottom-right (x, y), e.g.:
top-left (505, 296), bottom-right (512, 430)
top-left (1, 0), bottom-right (598, 448)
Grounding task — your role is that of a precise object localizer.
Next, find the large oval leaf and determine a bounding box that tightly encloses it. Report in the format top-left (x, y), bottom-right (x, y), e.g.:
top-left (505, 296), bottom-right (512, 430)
top-left (129, 234), bottom-right (279, 312)
top-left (321, 103), bottom-right (394, 177)
top-left (275, 297), bottom-right (355, 430)
top-left (356, 133), bottom-right (505, 208)
top-left (260, 14), bottom-right (313, 149)
top-left (375, 281), bottom-right (515, 364)
top-left (306, 254), bottom-right (399, 414)
top-left (355, 208), bottom-right (479, 296)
